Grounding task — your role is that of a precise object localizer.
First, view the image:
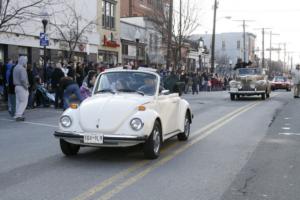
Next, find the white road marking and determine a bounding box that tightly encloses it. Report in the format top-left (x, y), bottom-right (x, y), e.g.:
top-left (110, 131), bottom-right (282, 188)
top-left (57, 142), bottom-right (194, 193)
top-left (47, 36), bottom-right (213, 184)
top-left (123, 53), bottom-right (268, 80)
top-left (279, 133), bottom-right (300, 136)
top-left (284, 117), bottom-right (291, 120)
top-left (0, 118), bottom-right (58, 128)
top-left (282, 127), bottom-right (291, 130)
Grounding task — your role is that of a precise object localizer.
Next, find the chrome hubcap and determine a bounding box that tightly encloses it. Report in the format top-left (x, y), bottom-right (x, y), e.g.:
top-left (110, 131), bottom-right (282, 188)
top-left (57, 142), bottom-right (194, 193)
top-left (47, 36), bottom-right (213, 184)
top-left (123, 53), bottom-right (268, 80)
top-left (153, 128), bottom-right (160, 154)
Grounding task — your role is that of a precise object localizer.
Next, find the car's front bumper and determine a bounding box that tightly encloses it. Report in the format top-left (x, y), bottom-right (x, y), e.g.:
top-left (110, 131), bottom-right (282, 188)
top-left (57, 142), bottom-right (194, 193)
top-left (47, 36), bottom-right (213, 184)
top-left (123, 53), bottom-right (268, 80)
top-left (229, 91), bottom-right (265, 95)
top-left (54, 131), bottom-right (148, 147)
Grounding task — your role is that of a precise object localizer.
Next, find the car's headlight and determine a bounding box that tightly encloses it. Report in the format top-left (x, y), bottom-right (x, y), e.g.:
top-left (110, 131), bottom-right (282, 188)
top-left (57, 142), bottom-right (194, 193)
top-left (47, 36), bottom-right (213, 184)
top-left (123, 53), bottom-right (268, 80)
top-left (250, 82), bottom-right (256, 89)
top-left (256, 80), bottom-right (266, 86)
top-left (130, 118), bottom-right (144, 131)
top-left (230, 81), bottom-right (240, 88)
top-left (60, 116), bottom-right (72, 128)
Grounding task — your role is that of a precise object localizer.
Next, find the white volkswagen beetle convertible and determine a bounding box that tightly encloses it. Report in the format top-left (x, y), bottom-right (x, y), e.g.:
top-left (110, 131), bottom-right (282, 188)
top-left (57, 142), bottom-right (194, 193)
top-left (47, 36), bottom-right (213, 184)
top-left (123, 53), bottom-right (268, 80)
top-left (54, 68), bottom-right (192, 159)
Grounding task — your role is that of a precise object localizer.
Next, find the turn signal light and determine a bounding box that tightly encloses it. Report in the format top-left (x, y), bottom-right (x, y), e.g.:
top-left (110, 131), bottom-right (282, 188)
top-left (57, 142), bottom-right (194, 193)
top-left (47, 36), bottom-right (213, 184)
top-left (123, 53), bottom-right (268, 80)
top-left (138, 105), bottom-right (146, 111)
top-left (70, 103), bottom-right (78, 109)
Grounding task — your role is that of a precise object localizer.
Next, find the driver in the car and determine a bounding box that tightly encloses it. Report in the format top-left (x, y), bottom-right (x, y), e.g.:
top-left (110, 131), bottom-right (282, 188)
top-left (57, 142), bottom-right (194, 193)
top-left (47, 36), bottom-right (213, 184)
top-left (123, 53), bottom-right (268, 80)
top-left (138, 78), bottom-right (156, 95)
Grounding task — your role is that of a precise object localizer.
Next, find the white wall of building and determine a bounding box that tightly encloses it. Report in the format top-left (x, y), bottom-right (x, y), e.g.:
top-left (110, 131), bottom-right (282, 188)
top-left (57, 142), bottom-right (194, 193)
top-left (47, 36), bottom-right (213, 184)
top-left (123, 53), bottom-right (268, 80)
top-left (0, 0), bottom-right (100, 54)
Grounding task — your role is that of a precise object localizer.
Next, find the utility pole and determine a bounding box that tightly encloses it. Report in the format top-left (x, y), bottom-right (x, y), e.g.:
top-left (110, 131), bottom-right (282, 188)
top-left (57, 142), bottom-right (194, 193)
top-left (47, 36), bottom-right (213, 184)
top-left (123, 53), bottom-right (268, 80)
top-left (283, 43), bottom-right (286, 72)
top-left (262, 28), bottom-right (265, 68)
top-left (166, 0), bottom-right (173, 69)
top-left (254, 27), bottom-right (271, 68)
top-left (178, 0), bottom-right (182, 70)
top-left (269, 31), bottom-right (280, 71)
top-left (234, 19), bottom-right (255, 62)
top-left (291, 56), bottom-right (293, 71)
top-left (243, 20), bottom-right (246, 62)
top-left (211, 0), bottom-right (218, 73)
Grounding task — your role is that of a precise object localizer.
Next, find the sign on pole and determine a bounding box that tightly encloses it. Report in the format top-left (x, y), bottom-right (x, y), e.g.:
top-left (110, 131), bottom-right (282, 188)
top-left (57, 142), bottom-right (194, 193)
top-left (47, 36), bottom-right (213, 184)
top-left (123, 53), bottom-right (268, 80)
top-left (40, 33), bottom-right (49, 46)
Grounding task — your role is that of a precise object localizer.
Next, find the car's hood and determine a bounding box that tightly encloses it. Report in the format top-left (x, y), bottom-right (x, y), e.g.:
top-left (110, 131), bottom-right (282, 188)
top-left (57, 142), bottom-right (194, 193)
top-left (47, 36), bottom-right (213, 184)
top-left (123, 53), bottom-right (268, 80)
top-left (236, 75), bottom-right (264, 82)
top-left (78, 94), bottom-right (153, 133)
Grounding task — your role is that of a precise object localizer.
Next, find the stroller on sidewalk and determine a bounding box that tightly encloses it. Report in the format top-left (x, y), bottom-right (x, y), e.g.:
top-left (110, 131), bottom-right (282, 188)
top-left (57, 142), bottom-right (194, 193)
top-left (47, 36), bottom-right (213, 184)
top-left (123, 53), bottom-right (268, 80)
top-left (35, 79), bottom-right (55, 107)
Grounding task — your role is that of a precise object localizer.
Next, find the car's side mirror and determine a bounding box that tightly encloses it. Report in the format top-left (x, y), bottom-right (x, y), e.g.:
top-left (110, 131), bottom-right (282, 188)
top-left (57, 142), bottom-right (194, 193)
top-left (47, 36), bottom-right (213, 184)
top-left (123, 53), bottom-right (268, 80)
top-left (160, 90), bottom-right (170, 95)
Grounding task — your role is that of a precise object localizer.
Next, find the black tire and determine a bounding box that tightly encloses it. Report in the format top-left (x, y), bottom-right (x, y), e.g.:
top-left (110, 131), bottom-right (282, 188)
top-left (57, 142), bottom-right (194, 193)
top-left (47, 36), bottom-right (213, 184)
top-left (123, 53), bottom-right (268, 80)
top-left (59, 139), bottom-right (80, 156)
top-left (236, 94), bottom-right (241, 100)
top-left (230, 94), bottom-right (235, 101)
top-left (266, 92), bottom-right (270, 98)
top-left (178, 114), bottom-right (191, 141)
top-left (143, 121), bottom-right (162, 159)
top-left (261, 93), bottom-right (266, 100)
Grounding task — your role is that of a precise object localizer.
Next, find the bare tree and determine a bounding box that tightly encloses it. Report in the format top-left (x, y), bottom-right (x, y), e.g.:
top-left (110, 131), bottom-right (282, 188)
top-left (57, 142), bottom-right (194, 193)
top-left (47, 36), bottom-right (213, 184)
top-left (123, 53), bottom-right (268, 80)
top-left (148, 0), bottom-right (201, 69)
top-left (51, 4), bottom-right (96, 61)
top-left (0, 0), bottom-right (51, 32)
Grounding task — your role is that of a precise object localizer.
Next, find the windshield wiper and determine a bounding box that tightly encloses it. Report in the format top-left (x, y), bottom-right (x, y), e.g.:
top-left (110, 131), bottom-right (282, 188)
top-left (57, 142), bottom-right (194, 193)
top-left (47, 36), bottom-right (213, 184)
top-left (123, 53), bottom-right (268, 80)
top-left (95, 89), bottom-right (116, 94)
top-left (117, 89), bottom-right (145, 96)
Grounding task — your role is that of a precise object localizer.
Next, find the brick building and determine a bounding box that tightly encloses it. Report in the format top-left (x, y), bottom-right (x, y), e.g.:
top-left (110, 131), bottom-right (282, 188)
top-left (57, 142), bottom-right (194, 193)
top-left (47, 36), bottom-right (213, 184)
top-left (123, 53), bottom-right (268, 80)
top-left (121, 0), bottom-right (168, 17)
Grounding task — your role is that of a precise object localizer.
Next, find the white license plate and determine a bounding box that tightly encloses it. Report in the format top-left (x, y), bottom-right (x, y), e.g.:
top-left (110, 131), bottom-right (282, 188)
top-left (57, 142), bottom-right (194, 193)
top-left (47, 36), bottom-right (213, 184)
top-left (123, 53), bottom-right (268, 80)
top-left (84, 134), bottom-right (104, 144)
top-left (230, 88), bottom-right (238, 92)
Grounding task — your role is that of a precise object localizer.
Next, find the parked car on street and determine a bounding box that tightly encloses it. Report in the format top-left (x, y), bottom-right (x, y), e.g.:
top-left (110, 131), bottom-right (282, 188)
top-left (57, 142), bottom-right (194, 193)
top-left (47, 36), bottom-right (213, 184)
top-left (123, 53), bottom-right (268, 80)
top-left (271, 76), bottom-right (292, 91)
top-left (54, 68), bottom-right (193, 159)
top-left (229, 68), bottom-right (271, 100)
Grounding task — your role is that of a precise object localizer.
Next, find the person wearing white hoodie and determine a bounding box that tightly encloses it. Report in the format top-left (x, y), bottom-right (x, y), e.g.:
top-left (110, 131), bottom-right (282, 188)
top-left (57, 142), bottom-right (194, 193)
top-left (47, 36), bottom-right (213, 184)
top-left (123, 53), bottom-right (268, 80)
top-left (13, 56), bottom-right (29, 121)
top-left (292, 64), bottom-right (300, 98)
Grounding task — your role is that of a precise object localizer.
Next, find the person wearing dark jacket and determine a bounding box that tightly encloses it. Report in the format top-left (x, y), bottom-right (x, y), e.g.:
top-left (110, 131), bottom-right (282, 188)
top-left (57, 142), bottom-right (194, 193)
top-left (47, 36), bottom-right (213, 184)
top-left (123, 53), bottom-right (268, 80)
top-left (27, 64), bottom-right (36, 109)
top-left (7, 65), bottom-right (16, 116)
top-left (76, 62), bottom-right (84, 86)
top-left (60, 76), bottom-right (83, 110)
top-left (51, 63), bottom-right (65, 108)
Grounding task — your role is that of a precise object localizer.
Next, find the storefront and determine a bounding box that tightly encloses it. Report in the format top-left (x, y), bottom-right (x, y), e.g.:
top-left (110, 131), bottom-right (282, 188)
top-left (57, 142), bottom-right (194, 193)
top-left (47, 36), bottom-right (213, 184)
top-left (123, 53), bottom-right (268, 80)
top-left (0, 45), bottom-right (7, 63)
top-left (98, 50), bottom-right (119, 65)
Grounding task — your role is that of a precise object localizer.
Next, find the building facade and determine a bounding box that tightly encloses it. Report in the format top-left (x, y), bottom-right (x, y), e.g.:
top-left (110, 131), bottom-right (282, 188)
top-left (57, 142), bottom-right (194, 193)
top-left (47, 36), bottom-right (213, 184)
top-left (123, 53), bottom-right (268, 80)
top-left (98, 0), bottom-right (122, 65)
top-left (121, 0), bottom-right (167, 17)
top-left (190, 32), bottom-right (256, 68)
top-left (121, 17), bottom-right (166, 68)
top-left (0, 0), bottom-right (100, 65)
top-left (120, 21), bottom-right (147, 65)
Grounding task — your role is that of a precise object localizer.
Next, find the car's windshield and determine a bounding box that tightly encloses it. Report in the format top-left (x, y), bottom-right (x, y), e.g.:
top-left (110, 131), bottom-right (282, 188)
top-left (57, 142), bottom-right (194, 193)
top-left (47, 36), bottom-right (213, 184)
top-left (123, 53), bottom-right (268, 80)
top-left (94, 72), bottom-right (158, 96)
top-left (274, 77), bottom-right (286, 82)
top-left (238, 68), bottom-right (260, 75)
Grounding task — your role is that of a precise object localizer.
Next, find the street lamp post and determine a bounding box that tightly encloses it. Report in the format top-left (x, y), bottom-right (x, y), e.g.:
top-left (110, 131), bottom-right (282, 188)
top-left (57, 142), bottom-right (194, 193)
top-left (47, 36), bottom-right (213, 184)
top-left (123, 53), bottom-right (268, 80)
top-left (198, 37), bottom-right (204, 71)
top-left (42, 19), bottom-right (48, 83)
top-left (135, 30), bottom-right (141, 69)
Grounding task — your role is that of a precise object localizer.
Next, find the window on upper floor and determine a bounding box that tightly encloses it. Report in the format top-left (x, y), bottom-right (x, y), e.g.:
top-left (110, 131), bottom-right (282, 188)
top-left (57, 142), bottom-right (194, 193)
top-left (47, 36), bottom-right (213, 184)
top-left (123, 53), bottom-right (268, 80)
top-left (102, 0), bottom-right (116, 30)
top-left (222, 40), bottom-right (226, 50)
top-left (237, 40), bottom-right (241, 49)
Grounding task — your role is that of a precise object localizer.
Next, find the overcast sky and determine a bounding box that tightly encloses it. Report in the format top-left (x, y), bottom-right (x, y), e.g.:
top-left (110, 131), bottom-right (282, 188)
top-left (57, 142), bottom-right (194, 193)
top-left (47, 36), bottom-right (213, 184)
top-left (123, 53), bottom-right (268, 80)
top-left (174, 0), bottom-right (300, 63)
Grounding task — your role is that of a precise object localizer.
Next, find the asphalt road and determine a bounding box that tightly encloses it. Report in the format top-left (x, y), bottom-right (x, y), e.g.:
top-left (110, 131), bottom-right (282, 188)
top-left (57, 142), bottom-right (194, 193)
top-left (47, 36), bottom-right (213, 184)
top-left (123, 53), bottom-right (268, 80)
top-left (0, 91), bottom-right (298, 200)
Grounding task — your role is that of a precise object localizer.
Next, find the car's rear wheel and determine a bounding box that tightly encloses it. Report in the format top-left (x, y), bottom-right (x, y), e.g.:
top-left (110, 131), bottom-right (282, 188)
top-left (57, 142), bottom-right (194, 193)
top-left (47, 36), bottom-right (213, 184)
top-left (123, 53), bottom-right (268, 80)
top-left (266, 90), bottom-right (270, 98)
top-left (143, 121), bottom-right (162, 159)
top-left (178, 114), bottom-right (191, 141)
top-left (230, 94), bottom-right (235, 101)
top-left (60, 139), bottom-right (80, 156)
top-left (261, 93), bottom-right (266, 100)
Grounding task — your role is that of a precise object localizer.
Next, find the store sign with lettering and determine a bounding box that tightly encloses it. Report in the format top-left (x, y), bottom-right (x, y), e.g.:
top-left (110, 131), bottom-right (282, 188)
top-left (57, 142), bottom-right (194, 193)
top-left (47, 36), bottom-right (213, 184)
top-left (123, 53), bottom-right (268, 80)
top-left (103, 35), bottom-right (120, 48)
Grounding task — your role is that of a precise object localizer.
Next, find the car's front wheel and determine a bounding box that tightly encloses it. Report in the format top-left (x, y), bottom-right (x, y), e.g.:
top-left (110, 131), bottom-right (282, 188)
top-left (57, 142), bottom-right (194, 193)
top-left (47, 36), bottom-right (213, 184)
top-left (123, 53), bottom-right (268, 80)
top-left (143, 121), bottom-right (162, 159)
top-left (178, 114), bottom-right (191, 141)
top-left (230, 94), bottom-right (235, 101)
top-left (59, 139), bottom-right (80, 156)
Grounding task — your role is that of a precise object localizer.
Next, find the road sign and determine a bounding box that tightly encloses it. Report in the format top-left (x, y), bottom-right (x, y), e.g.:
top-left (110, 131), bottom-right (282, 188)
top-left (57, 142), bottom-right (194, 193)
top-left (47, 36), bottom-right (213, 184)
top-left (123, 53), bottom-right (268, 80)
top-left (40, 33), bottom-right (49, 46)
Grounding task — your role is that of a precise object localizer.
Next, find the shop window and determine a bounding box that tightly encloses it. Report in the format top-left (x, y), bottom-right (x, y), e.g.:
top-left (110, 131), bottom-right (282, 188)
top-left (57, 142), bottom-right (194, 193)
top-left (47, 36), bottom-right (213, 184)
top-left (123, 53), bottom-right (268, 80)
top-left (18, 46), bottom-right (28, 57)
top-left (122, 44), bottom-right (128, 55)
